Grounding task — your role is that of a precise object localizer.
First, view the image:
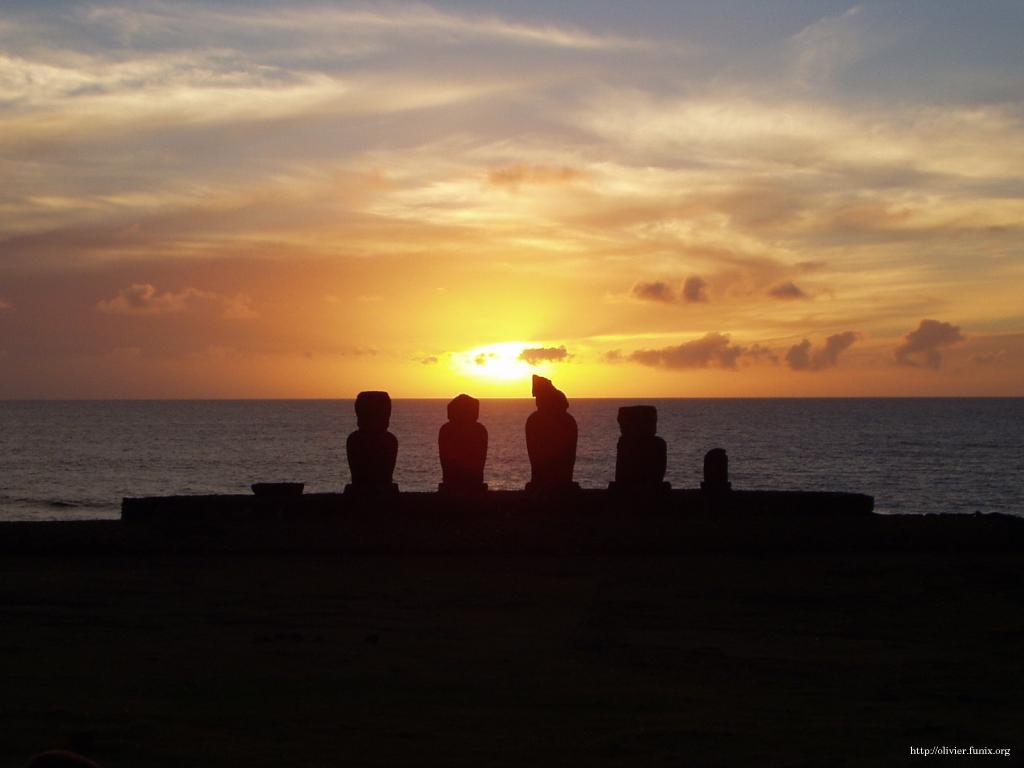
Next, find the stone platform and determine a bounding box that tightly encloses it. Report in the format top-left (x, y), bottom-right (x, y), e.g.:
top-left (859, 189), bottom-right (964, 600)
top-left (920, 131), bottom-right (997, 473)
top-left (4, 489), bottom-right (1024, 557)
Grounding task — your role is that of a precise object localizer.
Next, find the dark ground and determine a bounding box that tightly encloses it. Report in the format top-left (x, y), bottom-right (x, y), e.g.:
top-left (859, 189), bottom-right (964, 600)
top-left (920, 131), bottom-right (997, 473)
top-left (1, 549), bottom-right (1022, 767)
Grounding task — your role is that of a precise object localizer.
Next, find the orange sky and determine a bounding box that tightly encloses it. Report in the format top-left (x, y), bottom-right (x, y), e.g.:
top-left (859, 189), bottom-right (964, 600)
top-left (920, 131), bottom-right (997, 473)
top-left (1, 2), bottom-right (1022, 397)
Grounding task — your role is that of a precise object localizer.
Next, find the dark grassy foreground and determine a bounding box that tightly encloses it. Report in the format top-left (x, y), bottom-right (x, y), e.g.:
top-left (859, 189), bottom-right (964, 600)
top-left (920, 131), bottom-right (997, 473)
top-left (1, 542), bottom-right (1022, 767)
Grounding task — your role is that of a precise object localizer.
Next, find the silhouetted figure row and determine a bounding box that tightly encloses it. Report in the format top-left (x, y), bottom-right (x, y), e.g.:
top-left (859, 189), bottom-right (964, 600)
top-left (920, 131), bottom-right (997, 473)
top-left (344, 379), bottom-right (731, 494)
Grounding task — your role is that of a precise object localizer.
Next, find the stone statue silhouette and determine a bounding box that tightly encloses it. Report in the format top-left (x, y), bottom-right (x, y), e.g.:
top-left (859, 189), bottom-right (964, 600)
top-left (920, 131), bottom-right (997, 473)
top-left (702, 447), bottom-right (731, 491)
top-left (525, 375), bottom-right (579, 493)
top-left (345, 391), bottom-right (398, 495)
top-left (610, 405), bottom-right (669, 493)
top-left (438, 394), bottom-right (488, 495)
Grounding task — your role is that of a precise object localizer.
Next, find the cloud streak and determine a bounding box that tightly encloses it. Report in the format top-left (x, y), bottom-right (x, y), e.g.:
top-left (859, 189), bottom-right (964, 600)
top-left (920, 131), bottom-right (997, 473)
top-left (97, 284), bottom-right (213, 316)
top-left (84, 3), bottom-right (646, 52)
top-left (97, 283), bottom-right (258, 319)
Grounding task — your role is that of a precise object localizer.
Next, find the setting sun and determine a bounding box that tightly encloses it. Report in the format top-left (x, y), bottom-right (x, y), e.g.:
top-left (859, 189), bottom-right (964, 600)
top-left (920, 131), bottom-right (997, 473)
top-left (453, 342), bottom-right (553, 383)
top-left (454, 342), bottom-right (536, 382)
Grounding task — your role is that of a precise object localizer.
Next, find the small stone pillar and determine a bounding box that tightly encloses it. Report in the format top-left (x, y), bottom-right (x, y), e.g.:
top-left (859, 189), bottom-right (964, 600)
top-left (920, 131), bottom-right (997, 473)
top-left (609, 405), bottom-right (669, 494)
top-left (701, 448), bottom-right (731, 491)
top-left (525, 375), bottom-right (579, 494)
top-left (438, 393), bottom-right (488, 495)
top-left (345, 391), bottom-right (399, 495)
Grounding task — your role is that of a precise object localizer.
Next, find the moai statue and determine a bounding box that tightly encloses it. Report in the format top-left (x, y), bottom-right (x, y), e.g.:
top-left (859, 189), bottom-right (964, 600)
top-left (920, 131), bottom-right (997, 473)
top-left (438, 393), bottom-right (488, 495)
top-left (345, 391), bottom-right (398, 495)
top-left (701, 448), bottom-right (731, 491)
top-left (525, 375), bottom-right (579, 493)
top-left (609, 405), bottom-right (669, 494)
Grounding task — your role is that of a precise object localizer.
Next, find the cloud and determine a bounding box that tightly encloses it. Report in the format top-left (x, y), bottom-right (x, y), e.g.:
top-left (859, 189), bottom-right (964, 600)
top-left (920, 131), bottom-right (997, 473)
top-left (785, 340), bottom-right (813, 370)
top-left (768, 281), bottom-right (809, 300)
top-left (789, 5), bottom-right (867, 89)
top-left (97, 283), bottom-right (213, 315)
top-left (311, 346), bottom-right (376, 358)
top-left (682, 275), bottom-right (708, 303)
top-left (796, 260), bottom-right (827, 271)
top-left (894, 319), bottom-right (965, 369)
top-left (632, 281), bottom-right (676, 303)
top-left (97, 283), bottom-right (258, 319)
top-left (746, 343), bottom-right (779, 365)
top-left (488, 165), bottom-right (586, 187)
top-left (95, 5), bottom-right (645, 52)
top-left (629, 333), bottom-right (748, 370)
top-left (786, 331), bottom-right (859, 371)
top-left (332, 346), bottom-right (378, 358)
top-left (519, 345), bottom-right (570, 365)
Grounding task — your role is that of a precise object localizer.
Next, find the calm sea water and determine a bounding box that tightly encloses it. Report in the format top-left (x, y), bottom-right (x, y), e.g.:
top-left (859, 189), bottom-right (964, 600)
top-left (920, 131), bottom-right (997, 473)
top-left (0, 399), bottom-right (1021, 521)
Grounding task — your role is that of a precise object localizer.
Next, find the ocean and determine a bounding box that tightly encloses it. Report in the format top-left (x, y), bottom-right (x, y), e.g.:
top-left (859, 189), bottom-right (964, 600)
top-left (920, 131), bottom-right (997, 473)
top-left (0, 399), bottom-right (1021, 520)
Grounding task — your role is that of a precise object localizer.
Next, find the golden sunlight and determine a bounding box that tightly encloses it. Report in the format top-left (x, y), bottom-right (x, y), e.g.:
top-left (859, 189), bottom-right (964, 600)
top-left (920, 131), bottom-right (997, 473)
top-left (452, 342), bottom-right (545, 383)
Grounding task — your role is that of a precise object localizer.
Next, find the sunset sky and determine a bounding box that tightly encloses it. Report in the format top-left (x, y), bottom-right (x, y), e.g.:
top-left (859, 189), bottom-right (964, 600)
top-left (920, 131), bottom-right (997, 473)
top-left (1, 1), bottom-right (1022, 397)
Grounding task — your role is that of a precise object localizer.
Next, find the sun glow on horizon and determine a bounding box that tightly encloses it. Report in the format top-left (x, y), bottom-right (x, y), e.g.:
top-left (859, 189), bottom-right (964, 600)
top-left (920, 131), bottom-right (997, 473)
top-left (452, 342), bottom-right (547, 383)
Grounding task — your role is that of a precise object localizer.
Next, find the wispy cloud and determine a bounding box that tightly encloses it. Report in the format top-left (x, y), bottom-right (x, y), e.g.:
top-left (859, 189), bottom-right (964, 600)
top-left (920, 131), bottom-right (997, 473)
top-left (97, 283), bottom-right (213, 315)
top-left (488, 165), bottom-right (587, 188)
top-left (97, 283), bottom-right (258, 319)
top-left (789, 5), bottom-right (867, 89)
top-left (83, 3), bottom-right (646, 51)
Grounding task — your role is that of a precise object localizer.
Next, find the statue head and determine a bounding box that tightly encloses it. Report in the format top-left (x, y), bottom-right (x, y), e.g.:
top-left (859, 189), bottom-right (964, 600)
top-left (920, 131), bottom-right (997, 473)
top-left (531, 374), bottom-right (553, 398)
top-left (618, 405), bottom-right (658, 438)
top-left (447, 393), bottom-right (479, 423)
top-left (354, 390), bottom-right (392, 431)
top-left (532, 374), bottom-right (569, 413)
